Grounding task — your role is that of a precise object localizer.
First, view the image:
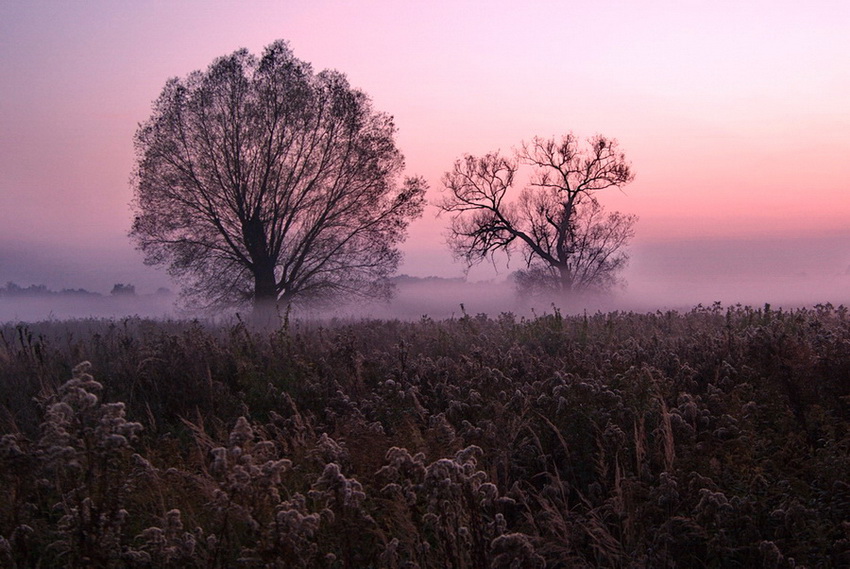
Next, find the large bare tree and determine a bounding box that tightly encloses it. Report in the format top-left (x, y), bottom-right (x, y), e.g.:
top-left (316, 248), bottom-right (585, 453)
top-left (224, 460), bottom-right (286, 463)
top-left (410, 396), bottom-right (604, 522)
top-left (439, 134), bottom-right (636, 294)
top-left (131, 41), bottom-right (425, 322)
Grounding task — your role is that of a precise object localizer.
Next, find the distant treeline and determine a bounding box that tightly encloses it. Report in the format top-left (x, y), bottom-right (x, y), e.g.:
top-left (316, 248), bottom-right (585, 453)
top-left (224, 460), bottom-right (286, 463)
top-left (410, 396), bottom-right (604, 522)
top-left (0, 282), bottom-right (172, 298)
top-left (2, 278), bottom-right (475, 298)
top-left (0, 282), bottom-right (102, 297)
top-left (390, 274), bottom-right (466, 285)
top-left (0, 275), bottom-right (482, 300)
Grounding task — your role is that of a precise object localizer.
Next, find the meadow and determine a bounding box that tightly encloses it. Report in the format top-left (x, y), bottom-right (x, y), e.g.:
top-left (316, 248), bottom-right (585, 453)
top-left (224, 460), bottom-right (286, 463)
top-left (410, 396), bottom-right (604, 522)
top-left (0, 305), bottom-right (848, 568)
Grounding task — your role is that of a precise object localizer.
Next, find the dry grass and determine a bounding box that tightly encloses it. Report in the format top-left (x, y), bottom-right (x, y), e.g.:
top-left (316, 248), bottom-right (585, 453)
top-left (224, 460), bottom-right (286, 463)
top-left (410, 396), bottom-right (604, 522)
top-left (0, 305), bottom-right (849, 566)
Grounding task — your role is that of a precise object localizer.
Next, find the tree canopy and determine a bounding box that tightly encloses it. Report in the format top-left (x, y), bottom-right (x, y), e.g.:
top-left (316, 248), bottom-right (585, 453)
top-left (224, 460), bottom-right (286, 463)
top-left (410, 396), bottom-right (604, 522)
top-left (131, 40), bottom-right (425, 322)
top-left (439, 134), bottom-right (636, 295)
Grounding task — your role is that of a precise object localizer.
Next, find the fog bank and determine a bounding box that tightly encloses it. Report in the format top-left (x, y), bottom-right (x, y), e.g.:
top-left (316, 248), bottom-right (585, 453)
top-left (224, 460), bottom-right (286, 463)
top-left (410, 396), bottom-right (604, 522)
top-left (2, 233), bottom-right (849, 323)
top-left (0, 291), bottom-right (178, 323)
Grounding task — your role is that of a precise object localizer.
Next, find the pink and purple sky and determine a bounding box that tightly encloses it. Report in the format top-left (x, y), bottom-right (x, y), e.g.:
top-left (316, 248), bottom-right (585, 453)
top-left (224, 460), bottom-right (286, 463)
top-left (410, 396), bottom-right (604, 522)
top-left (1, 1), bottom-right (849, 310)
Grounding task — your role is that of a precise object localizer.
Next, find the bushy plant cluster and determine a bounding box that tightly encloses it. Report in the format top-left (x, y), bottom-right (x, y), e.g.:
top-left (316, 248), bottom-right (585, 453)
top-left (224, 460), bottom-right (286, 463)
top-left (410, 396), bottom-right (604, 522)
top-left (1, 304), bottom-right (849, 567)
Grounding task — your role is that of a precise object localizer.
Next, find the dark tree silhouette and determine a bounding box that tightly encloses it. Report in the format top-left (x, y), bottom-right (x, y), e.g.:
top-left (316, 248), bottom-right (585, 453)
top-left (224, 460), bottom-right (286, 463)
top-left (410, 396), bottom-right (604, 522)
top-left (110, 284), bottom-right (136, 296)
top-left (439, 134), bottom-right (636, 294)
top-left (131, 41), bottom-right (425, 323)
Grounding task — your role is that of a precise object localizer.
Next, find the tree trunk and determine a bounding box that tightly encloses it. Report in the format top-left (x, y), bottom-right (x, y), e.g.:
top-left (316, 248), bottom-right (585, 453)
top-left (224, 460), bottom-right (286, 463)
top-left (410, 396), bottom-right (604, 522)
top-left (557, 264), bottom-right (574, 293)
top-left (251, 264), bottom-right (281, 330)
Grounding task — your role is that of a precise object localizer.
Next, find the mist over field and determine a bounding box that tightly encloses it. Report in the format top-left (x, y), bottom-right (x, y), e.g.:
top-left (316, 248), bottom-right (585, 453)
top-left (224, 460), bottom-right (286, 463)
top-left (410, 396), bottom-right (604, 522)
top-left (3, 233), bottom-right (848, 323)
top-left (317, 233), bottom-right (850, 320)
top-left (624, 233), bottom-right (850, 309)
top-left (0, 289), bottom-right (178, 323)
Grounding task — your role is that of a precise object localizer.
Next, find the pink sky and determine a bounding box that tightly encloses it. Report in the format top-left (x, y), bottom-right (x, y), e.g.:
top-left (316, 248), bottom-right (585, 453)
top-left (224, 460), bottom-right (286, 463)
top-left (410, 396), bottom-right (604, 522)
top-left (1, 1), bottom-right (849, 303)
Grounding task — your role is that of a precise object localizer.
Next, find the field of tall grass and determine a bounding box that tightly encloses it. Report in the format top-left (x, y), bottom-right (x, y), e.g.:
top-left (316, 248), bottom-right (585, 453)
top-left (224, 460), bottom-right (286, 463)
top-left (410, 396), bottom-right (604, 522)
top-left (1, 305), bottom-right (848, 567)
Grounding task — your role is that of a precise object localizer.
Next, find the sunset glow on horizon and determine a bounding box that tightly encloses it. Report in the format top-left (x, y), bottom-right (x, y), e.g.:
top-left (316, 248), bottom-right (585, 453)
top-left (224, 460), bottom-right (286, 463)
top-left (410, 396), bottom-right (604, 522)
top-left (1, 1), bottom-right (849, 310)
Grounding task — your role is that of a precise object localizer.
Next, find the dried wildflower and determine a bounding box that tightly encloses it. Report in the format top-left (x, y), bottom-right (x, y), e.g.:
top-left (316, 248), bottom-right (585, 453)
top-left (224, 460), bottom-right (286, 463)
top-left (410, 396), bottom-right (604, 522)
top-left (310, 462), bottom-right (366, 509)
top-left (0, 434), bottom-right (24, 459)
top-left (309, 432), bottom-right (350, 466)
top-left (490, 533), bottom-right (544, 569)
top-left (240, 493), bottom-right (322, 566)
top-left (428, 413), bottom-right (457, 447)
top-left (655, 472), bottom-right (680, 509)
top-left (379, 537), bottom-right (401, 569)
top-left (228, 416), bottom-right (254, 448)
top-left (209, 447), bottom-right (228, 477)
top-left (478, 482), bottom-right (498, 507)
top-left (694, 488), bottom-right (733, 527)
top-left (491, 512), bottom-right (508, 536)
top-left (131, 508), bottom-right (199, 566)
top-left (759, 540), bottom-right (785, 569)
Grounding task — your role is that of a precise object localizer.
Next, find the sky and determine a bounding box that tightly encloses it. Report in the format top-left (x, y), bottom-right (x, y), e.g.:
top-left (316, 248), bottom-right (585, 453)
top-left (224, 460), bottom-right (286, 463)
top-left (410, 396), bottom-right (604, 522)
top-left (1, 0), bottom-right (849, 312)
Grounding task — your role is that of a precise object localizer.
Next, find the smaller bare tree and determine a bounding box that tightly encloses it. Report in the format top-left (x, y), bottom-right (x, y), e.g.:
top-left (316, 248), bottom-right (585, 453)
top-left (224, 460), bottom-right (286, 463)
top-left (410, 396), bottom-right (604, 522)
top-left (439, 133), bottom-right (636, 295)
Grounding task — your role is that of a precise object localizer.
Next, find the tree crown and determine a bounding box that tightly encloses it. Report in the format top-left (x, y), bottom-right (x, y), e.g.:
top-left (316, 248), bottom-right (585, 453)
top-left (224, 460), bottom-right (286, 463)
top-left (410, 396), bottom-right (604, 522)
top-left (439, 133), bottom-right (636, 294)
top-left (131, 41), bottom-right (425, 315)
